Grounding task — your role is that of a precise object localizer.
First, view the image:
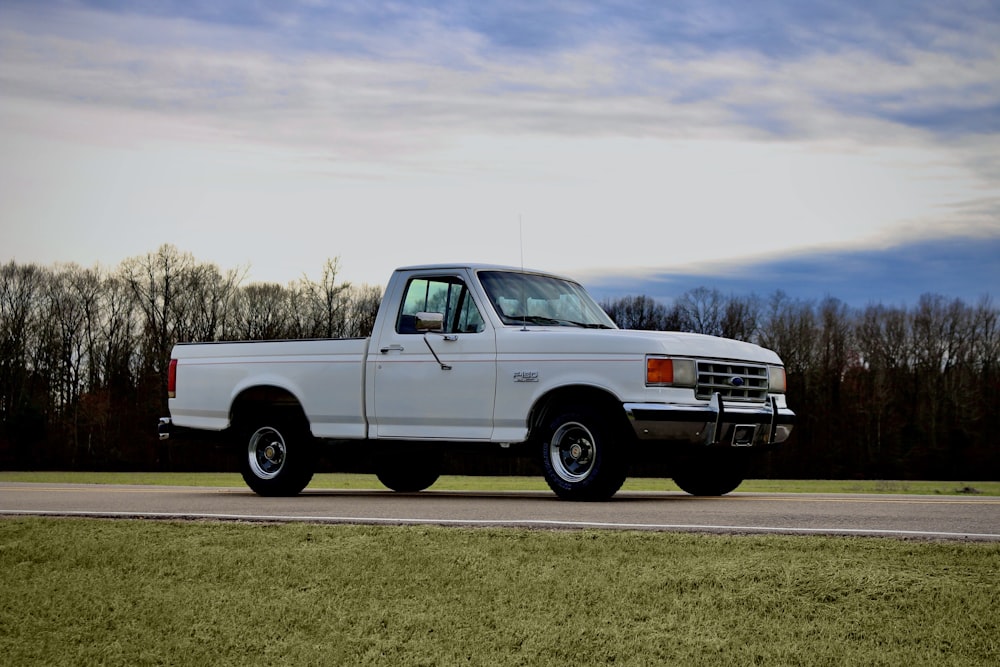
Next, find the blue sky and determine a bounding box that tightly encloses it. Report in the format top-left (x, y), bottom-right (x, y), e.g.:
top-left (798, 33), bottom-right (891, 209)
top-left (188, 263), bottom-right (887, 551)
top-left (586, 235), bottom-right (1000, 308)
top-left (1, 0), bottom-right (998, 305)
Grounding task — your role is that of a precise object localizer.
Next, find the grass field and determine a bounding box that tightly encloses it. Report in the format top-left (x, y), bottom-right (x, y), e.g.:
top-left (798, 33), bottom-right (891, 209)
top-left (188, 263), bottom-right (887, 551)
top-left (1, 517), bottom-right (997, 666)
top-left (1, 471), bottom-right (998, 495)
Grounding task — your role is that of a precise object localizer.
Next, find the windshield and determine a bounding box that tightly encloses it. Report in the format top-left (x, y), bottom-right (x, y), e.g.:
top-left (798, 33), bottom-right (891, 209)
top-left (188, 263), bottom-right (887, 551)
top-left (478, 271), bottom-right (617, 329)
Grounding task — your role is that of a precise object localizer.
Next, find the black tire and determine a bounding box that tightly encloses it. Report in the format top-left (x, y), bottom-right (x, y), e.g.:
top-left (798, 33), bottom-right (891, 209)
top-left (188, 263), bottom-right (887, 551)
top-left (375, 445), bottom-right (441, 493)
top-left (672, 450), bottom-right (749, 496)
top-left (540, 404), bottom-right (627, 501)
top-left (238, 415), bottom-right (315, 497)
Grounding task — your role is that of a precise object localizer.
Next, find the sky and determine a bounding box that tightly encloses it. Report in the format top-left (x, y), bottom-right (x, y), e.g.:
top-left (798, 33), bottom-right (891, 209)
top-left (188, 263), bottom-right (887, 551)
top-left (1, 0), bottom-right (998, 306)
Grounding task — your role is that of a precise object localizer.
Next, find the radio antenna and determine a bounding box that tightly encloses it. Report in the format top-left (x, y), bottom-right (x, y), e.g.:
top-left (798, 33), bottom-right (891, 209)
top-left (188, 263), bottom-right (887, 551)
top-left (519, 214), bottom-right (524, 272)
top-left (519, 214), bottom-right (527, 331)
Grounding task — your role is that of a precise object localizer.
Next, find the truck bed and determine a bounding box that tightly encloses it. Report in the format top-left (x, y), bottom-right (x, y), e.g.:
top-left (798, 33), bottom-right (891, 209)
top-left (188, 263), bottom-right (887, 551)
top-left (169, 338), bottom-right (371, 439)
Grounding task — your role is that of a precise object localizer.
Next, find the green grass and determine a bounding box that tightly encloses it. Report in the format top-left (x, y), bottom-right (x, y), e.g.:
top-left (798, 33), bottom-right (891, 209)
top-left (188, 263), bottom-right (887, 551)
top-left (0, 517), bottom-right (996, 666)
top-left (1, 471), bottom-right (998, 495)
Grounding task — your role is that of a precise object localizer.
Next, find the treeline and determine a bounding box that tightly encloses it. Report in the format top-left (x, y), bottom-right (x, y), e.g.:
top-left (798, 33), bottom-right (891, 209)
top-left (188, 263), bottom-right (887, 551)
top-left (1, 245), bottom-right (997, 479)
top-left (601, 291), bottom-right (1000, 480)
top-left (0, 245), bottom-right (381, 470)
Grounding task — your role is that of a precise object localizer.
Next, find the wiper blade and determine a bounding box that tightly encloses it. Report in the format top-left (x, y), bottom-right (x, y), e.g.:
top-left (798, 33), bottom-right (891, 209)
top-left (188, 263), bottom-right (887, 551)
top-left (505, 314), bottom-right (561, 326)
top-left (505, 315), bottom-right (611, 329)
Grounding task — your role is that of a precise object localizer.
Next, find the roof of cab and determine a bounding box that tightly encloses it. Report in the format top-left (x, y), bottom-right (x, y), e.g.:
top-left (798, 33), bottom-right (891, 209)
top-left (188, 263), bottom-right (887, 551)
top-left (394, 263), bottom-right (571, 279)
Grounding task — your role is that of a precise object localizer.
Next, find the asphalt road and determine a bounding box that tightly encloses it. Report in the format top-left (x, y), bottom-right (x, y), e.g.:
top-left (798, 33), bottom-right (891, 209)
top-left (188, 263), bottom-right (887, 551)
top-left (1, 483), bottom-right (999, 541)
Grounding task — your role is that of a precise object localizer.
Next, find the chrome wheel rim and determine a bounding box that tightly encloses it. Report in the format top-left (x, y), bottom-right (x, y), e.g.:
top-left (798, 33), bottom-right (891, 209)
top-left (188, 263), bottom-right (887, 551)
top-left (248, 426), bottom-right (286, 479)
top-left (549, 421), bottom-right (596, 483)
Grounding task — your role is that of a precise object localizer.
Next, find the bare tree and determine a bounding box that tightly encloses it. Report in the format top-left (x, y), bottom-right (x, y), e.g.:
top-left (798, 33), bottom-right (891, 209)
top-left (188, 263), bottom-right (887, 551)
top-left (600, 294), bottom-right (677, 330)
top-left (231, 283), bottom-right (293, 340)
top-left (854, 303), bottom-right (911, 466)
top-left (1, 263), bottom-right (44, 414)
top-left (120, 244), bottom-right (196, 380)
top-left (676, 287), bottom-right (724, 336)
top-left (759, 291), bottom-right (817, 377)
top-left (720, 294), bottom-right (762, 342)
top-left (171, 261), bottom-right (245, 343)
top-left (0, 262), bottom-right (47, 465)
top-left (301, 258), bottom-right (351, 338)
top-left (818, 297), bottom-right (851, 381)
top-left (344, 284), bottom-right (383, 337)
top-left (970, 296), bottom-right (999, 375)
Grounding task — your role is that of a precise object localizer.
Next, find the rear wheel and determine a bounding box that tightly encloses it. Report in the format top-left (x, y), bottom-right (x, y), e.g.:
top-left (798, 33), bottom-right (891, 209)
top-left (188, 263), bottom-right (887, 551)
top-left (672, 449), bottom-right (750, 496)
top-left (238, 415), bottom-right (315, 496)
top-left (540, 404), bottom-right (627, 501)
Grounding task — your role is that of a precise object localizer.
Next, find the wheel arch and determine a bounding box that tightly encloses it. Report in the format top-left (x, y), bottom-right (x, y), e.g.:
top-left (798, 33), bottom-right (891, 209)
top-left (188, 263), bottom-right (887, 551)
top-left (230, 385), bottom-right (310, 433)
top-left (527, 385), bottom-right (633, 443)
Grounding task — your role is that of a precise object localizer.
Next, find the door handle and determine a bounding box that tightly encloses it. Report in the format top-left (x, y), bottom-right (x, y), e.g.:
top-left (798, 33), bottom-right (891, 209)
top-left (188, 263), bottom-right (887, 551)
top-left (379, 344), bottom-right (404, 354)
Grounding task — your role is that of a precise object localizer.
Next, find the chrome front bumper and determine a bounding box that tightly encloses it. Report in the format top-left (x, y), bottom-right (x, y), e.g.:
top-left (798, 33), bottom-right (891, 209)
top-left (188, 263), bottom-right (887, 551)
top-left (624, 394), bottom-right (795, 447)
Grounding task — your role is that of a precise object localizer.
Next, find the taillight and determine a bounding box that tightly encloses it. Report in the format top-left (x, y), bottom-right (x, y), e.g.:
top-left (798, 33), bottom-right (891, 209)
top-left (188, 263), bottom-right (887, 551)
top-left (167, 359), bottom-right (177, 398)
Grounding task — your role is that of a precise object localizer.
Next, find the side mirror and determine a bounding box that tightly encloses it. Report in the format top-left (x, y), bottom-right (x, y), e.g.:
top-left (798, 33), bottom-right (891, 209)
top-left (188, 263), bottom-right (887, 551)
top-left (415, 311), bottom-right (445, 332)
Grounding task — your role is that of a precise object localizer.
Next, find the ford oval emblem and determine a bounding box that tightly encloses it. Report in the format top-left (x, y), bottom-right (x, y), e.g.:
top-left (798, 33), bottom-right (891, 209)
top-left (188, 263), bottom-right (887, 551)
top-left (730, 376), bottom-right (745, 387)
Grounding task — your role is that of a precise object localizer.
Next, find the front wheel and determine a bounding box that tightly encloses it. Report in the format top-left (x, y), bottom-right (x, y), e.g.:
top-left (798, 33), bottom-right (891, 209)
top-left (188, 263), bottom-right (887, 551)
top-left (540, 405), bottom-right (627, 501)
top-left (239, 417), bottom-right (315, 496)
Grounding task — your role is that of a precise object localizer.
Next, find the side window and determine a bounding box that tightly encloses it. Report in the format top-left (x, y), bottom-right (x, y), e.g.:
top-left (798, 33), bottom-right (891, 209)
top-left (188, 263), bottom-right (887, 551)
top-left (397, 277), bottom-right (485, 334)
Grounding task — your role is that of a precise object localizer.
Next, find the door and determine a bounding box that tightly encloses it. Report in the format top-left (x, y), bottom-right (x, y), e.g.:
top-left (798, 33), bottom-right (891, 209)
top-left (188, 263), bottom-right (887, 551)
top-left (372, 274), bottom-right (497, 439)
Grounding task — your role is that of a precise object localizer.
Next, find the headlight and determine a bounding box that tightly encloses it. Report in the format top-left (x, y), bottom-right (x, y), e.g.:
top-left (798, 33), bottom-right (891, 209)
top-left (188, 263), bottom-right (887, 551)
top-left (646, 357), bottom-right (697, 387)
top-left (768, 366), bottom-right (787, 393)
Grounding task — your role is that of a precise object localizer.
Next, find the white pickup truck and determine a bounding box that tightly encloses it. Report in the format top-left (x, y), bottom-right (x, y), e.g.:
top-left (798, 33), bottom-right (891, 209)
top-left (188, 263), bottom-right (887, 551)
top-left (159, 264), bottom-right (794, 500)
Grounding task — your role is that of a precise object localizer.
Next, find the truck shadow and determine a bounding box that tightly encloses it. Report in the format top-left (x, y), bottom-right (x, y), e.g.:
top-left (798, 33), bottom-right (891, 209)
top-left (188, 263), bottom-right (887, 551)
top-left (290, 489), bottom-right (701, 502)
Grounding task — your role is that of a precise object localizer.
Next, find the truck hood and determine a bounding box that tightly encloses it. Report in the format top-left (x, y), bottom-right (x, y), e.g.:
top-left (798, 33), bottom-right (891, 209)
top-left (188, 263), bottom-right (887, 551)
top-left (619, 329), bottom-right (783, 365)
top-left (507, 327), bottom-right (783, 366)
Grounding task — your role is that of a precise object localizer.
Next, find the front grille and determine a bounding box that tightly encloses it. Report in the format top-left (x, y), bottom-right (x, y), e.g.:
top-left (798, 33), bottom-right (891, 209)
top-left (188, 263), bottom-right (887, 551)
top-left (696, 360), bottom-right (768, 402)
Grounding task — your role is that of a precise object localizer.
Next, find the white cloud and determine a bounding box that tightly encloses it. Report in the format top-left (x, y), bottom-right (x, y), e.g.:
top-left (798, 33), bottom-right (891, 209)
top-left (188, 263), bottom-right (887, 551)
top-left (1, 0), bottom-right (998, 291)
